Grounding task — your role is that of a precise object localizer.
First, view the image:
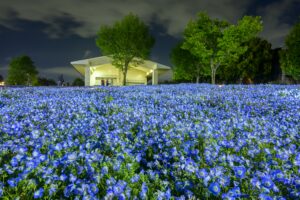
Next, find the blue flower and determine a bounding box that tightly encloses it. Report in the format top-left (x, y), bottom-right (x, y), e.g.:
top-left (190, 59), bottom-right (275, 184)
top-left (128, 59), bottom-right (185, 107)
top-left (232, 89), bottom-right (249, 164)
top-left (261, 176), bottom-right (274, 189)
top-left (233, 166), bottom-right (246, 179)
top-left (139, 182), bottom-right (148, 199)
top-left (259, 193), bottom-right (273, 200)
top-left (49, 184), bottom-right (57, 196)
top-left (34, 188), bottom-right (44, 199)
top-left (196, 168), bottom-right (208, 179)
top-left (60, 174), bottom-right (68, 181)
top-left (208, 182), bottom-right (221, 196)
top-left (218, 175), bottom-right (230, 187)
top-left (101, 166), bottom-right (108, 176)
top-left (7, 179), bottom-right (17, 187)
top-left (10, 157), bottom-right (18, 167)
top-left (89, 183), bottom-right (99, 195)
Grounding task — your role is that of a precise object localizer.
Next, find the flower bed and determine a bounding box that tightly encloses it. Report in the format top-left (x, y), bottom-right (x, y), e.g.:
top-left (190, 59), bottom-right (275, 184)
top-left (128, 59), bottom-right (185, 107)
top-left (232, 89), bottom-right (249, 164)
top-left (0, 84), bottom-right (299, 199)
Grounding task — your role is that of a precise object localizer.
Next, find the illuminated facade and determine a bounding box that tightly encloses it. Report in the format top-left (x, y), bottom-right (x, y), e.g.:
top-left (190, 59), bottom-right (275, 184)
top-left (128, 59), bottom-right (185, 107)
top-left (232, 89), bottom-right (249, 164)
top-left (71, 56), bottom-right (172, 86)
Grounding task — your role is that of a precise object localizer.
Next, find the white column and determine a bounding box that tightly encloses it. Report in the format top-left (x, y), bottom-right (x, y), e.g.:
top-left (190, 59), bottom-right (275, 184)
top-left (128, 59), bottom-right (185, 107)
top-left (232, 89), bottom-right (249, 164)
top-left (85, 66), bottom-right (91, 86)
top-left (152, 69), bottom-right (158, 85)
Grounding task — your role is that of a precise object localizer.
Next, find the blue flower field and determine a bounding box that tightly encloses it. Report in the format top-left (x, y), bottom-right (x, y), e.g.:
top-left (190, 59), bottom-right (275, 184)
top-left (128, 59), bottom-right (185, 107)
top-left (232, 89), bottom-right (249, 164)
top-left (0, 84), bottom-right (300, 199)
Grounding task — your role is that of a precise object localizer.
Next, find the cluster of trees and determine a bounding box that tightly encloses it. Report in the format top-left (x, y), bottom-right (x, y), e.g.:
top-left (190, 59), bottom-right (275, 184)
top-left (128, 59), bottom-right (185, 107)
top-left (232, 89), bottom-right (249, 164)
top-left (96, 12), bottom-right (299, 85)
top-left (3, 55), bottom-right (84, 86)
top-left (2, 13), bottom-right (299, 86)
top-left (280, 22), bottom-right (300, 82)
top-left (171, 12), bottom-right (300, 84)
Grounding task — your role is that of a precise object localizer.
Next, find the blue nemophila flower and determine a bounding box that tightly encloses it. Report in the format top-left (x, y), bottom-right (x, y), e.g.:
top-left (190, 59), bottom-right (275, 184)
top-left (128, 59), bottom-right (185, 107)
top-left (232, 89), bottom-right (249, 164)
top-left (101, 166), bottom-right (108, 176)
top-left (69, 174), bottom-right (77, 183)
top-left (259, 193), bottom-right (273, 200)
top-left (261, 176), bottom-right (275, 189)
top-left (208, 182), bottom-right (221, 196)
top-left (49, 184), bottom-right (57, 196)
top-left (218, 175), bottom-right (230, 187)
top-left (294, 153), bottom-right (300, 166)
top-left (233, 166), bottom-right (246, 179)
top-left (10, 157), bottom-right (18, 167)
top-left (64, 184), bottom-right (76, 197)
top-left (0, 182), bottom-right (3, 197)
top-left (60, 174), bottom-right (68, 181)
top-left (31, 130), bottom-right (40, 139)
top-left (7, 178), bottom-right (17, 187)
top-left (89, 183), bottom-right (99, 195)
top-left (34, 188), bottom-right (44, 199)
top-left (131, 174), bottom-right (140, 183)
top-left (67, 152), bottom-right (77, 162)
top-left (196, 168), bottom-right (208, 179)
top-left (140, 182), bottom-right (148, 199)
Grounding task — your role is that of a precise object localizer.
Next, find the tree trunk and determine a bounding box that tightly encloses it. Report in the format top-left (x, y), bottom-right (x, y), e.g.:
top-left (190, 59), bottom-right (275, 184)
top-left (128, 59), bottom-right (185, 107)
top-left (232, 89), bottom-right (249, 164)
top-left (122, 61), bottom-right (129, 86)
top-left (210, 59), bottom-right (215, 84)
top-left (122, 70), bottom-right (127, 86)
top-left (281, 71), bottom-right (286, 84)
top-left (210, 59), bottom-right (219, 84)
top-left (196, 76), bottom-right (200, 84)
top-left (211, 69), bottom-right (216, 84)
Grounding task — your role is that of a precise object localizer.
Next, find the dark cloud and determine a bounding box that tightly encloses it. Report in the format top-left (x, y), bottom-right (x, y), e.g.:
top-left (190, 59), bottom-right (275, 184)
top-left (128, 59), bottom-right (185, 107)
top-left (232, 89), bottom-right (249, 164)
top-left (0, 0), bottom-right (298, 47)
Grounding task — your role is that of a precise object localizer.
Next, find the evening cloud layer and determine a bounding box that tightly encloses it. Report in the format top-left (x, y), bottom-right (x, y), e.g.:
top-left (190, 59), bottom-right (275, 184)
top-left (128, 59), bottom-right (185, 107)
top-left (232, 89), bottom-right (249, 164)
top-left (0, 0), bottom-right (299, 47)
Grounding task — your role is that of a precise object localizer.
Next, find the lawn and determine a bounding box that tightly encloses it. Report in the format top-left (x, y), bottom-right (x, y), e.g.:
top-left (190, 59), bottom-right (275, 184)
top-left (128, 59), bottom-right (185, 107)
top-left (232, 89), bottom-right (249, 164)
top-left (0, 84), bottom-right (299, 199)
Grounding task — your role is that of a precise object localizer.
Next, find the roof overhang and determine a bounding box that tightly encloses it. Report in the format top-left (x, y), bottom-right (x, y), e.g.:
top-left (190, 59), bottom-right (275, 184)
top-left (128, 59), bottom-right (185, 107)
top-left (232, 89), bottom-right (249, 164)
top-left (70, 56), bottom-right (172, 75)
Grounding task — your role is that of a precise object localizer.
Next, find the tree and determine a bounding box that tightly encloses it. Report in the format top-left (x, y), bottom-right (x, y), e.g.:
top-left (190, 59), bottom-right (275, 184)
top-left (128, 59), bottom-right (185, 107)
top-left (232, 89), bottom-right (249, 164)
top-left (182, 12), bottom-right (262, 84)
top-left (72, 78), bottom-right (84, 86)
top-left (170, 42), bottom-right (209, 83)
top-left (6, 55), bottom-right (38, 85)
top-left (96, 13), bottom-right (155, 85)
top-left (222, 37), bottom-right (273, 83)
top-left (37, 77), bottom-right (57, 86)
top-left (280, 21), bottom-right (300, 81)
top-left (0, 74), bottom-right (3, 82)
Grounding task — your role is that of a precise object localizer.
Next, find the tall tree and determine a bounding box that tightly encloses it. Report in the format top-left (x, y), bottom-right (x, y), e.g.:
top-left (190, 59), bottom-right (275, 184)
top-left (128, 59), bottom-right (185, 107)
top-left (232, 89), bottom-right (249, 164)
top-left (280, 21), bottom-right (300, 81)
top-left (170, 42), bottom-right (209, 83)
top-left (72, 78), bottom-right (84, 86)
top-left (222, 37), bottom-right (273, 83)
top-left (6, 55), bottom-right (38, 85)
top-left (37, 77), bottom-right (57, 86)
top-left (96, 13), bottom-right (155, 86)
top-left (182, 12), bottom-right (262, 84)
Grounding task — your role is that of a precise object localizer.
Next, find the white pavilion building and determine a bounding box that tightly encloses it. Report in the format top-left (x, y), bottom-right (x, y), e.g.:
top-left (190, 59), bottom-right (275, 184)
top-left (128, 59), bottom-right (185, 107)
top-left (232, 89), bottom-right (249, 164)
top-left (71, 56), bottom-right (172, 86)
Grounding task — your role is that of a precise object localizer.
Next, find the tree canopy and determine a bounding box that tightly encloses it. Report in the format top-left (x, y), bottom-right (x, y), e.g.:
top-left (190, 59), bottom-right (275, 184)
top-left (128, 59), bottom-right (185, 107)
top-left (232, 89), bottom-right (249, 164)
top-left (37, 77), bottom-right (57, 86)
top-left (72, 78), bottom-right (84, 86)
top-left (221, 37), bottom-right (273, 83)
top-left (170, 42), bottom-right (209, 83)
top-left (280, 21), bottom-right (300, 81)
top-left (96, 13), bottom-right (155, 85)
top-left (6, 55), bottom-right (38, 85)
top-left (182, 12), bottom-right (262, 84)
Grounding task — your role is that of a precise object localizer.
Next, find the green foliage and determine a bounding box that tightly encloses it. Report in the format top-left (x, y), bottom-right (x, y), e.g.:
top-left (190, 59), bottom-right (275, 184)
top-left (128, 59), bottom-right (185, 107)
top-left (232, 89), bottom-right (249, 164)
top-left (96, 13), bottom-right (155, 85)
top-left (280, 21), bottom-right (300, 81)
top-left (37, 77), bottom-right (57, 86)
top-left (170, 42), bottom-right (210, 83)
top-left (222, 37), bottom-right (273, 83)
top-left (6, 55), bottom-right (38, 85)
top-left (182, 12), bottom-right (262, 84)
top-left (72, 77), bottom-right (84, 86)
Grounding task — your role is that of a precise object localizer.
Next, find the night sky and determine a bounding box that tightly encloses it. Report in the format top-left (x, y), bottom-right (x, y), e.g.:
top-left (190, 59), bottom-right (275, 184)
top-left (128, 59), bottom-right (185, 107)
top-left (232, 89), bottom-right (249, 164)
top-left (0, 0), bottom-right (299, 82)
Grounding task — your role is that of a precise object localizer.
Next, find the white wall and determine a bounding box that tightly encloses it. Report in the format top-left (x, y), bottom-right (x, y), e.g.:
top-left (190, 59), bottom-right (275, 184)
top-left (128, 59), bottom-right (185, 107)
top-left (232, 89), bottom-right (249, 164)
top-left (89, 64), bottom-right (147, 86)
